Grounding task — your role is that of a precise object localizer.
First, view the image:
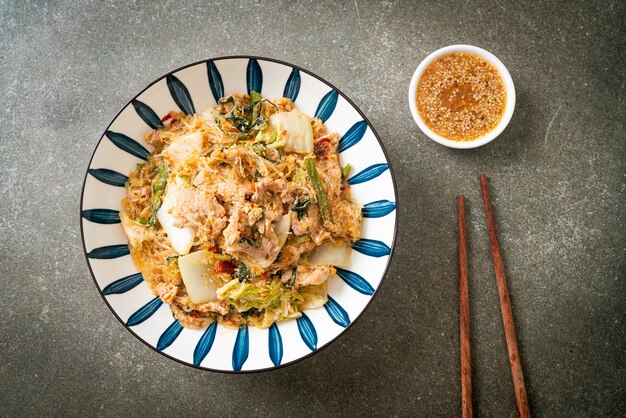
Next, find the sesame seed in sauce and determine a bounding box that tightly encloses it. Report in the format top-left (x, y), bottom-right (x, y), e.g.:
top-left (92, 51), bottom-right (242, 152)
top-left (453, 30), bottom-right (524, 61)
top-left (416, 52), bottom-right (506, 141)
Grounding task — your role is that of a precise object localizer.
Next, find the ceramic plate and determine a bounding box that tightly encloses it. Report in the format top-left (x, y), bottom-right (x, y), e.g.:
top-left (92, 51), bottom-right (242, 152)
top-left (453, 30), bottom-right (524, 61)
top-left (80, 56), bottom-right (397, 372)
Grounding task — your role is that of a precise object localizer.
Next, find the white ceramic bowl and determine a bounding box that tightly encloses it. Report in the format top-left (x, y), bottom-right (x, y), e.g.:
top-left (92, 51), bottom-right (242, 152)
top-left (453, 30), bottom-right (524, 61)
top-left (408, 45), bottom-right (515, 149)
top-left (80, 56), bottom-right (397, 372)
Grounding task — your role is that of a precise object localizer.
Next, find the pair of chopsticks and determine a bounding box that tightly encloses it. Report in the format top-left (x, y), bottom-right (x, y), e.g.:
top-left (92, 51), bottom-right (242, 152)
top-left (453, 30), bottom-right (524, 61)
top-left (457, 174), bottom-right (530, 418)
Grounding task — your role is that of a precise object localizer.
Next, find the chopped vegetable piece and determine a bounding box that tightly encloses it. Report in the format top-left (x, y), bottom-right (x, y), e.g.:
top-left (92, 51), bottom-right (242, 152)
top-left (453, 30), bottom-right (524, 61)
top-left (217, 92), bottom-right (276, 140)
top-left (305, 157), bottom-right (332, 224)
top-left (295, 234), bottom-right (310, 245)
top-left (156, 177), bottom-right (197, 255)
top-left (238, 228), bottom-right (261, 248)
top-left (218, 96), bottom-right (234, 105)
top-left (274, 214), bottom-right (291, 248)
top-left (178, 250), bottom-right (217, 303)
top-left (341, 164), bottom-right (351, 182)
top-left (217, 278), bottom-right (285, 313)
top-left (163, 131), bottom-right (203, 164)
top-left (308, 243), bottom-right (352, 267)
top-left (249, 91), bottom-right (263, 103)
top-left (299, 283), bottom-right (328, 309)
top-left (165, 255), bottom-right (179, 264)
top-left (314, 137), bottom-right (332, 159)
top-left (293, 167), bottom-right (307, 185)
top-left (148, 162), bottom-right (169, 226)
top-left (285, 268), bottom-right (297, 288)
top-left (291, 195), bottom-right (310, 219)
top-left (270, 110), bottom-right (314, 153)
top-left (233, 264), bottom-right (251, 282)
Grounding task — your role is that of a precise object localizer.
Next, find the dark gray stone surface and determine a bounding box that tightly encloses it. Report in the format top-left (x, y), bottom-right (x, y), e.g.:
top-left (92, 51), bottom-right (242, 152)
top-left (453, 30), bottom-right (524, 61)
top-left (0, 0), bottom-right (623, 416)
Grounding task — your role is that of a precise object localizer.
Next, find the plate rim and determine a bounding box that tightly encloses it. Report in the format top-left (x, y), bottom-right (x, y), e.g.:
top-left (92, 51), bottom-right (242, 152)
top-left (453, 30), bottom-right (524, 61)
top-left (79, 55), bottom-right (399, 373)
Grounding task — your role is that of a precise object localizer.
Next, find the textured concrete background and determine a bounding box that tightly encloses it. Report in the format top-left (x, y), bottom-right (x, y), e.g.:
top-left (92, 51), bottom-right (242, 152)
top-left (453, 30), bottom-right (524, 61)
top-left (0, 0), bottom-right (624, 416)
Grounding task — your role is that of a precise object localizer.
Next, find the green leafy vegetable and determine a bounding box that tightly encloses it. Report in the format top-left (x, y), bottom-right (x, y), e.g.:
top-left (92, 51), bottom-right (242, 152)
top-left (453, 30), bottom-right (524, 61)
top-left (249, 91), bottom-right (263, 103)
top-left (148, 162), bottom-right (169, 227)
top-left (218, 96), bottom-right (235, 106)
top-left (293, 167), bottom-right (307, 185)
top-left (285, 268), bottom-right (297, 288)
top-left (216, 91), bottom-right (277, 141)
top-left (304, 157), bottom-right (332, 224)
top-left (232, 263), bottom-right (251, 282)
top-left (291, 195), bottom-right (310, 219)
top-left (217, 278), bottom-right (284, 313)
top-left (225, 113), bottom-right (250, 132)
top-left (252, 141), bottom-right (266, 157)
top-left (341, 164), bottom-right (351, 182)
top-left (294, 234), bottom-right (309, 245)
top-left (253, 141), bottom-right (281, 163)
top-left (238, 228), bottom-right (261, 248)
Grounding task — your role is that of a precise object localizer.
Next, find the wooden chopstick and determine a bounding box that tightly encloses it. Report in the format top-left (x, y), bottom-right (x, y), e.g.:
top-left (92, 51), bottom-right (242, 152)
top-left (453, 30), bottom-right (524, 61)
top-left (479, 174), bottom-right (531, 418)
top-left (457, 195), bottom-right (472, 418)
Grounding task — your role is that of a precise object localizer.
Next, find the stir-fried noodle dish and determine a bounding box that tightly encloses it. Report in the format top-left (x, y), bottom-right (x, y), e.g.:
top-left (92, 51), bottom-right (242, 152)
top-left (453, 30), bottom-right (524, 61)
top-left (120, 92), bottom-right (362, 329)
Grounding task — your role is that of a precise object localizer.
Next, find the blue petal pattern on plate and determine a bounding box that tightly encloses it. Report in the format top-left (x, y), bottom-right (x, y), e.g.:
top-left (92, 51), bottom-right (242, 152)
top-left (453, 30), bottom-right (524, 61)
top-left (102, 272), bottom-right (143, 295)
top-left (338, 120), bottom-right (367, 153)
top-left (88, 168), bottom-right (128, 187)
top-left (362, 200), bottom-right (396, 218)
top-left (132, 99), bottom-right (163, 129)
top-left (347, 163), bottom-right (389, 185)
top-left (268, 323), bottom-right (283, 367)
top-left (314, 90), bottom-right (338, 122)
top-left (246, 59), bottom-right (262, 94)
top-left (166, 74), bottom-right (195, 115)
top-left (352, 239), bottom-right (391, 257)
top-left (126, 296), bottom-right (163, 327)
top-left (296, 313), bottom-right (317, 351)
top-left (105, 131), bottom-right (150, 160)
top-left (193, 321), bottom-right (218, 366)
top-left (335, 267), bottom-right (375, 295)
top-left (283, 68), bottom-right (301, 101)
top-left (206, 61), bottom-right (224, 103)
top-left (324, 296), bottom-right (350, 328)
top-left (81, 208), bottom-right (120, 224)
top-left (157, 320), bottom-right (184, 351)
top-left (232, 325), bottom-right (249, 371)
top-left (87, 244), bottom-right (129, 259)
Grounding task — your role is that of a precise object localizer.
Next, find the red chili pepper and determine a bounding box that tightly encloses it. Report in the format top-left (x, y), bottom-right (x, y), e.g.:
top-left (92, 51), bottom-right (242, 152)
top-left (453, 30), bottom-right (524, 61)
top-left (262, 272), bottom-right (269, 280)
top-left (209, 246), bottom-right (217, 252)
top-left (161, 113), bottom-right (173, 122)
top-left (191, 312), bottom-right (200, 318)
top-left (214, 260), bottom-right (235, 275)
top-left (239, 230), bottom-right (254, 241)
top-left (314, 138), bottom-right (331, 159)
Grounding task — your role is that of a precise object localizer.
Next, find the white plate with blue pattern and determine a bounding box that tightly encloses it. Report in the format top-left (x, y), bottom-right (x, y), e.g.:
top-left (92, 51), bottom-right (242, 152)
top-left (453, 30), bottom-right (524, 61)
top-left (80, 56), bottom-right (398, 372)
